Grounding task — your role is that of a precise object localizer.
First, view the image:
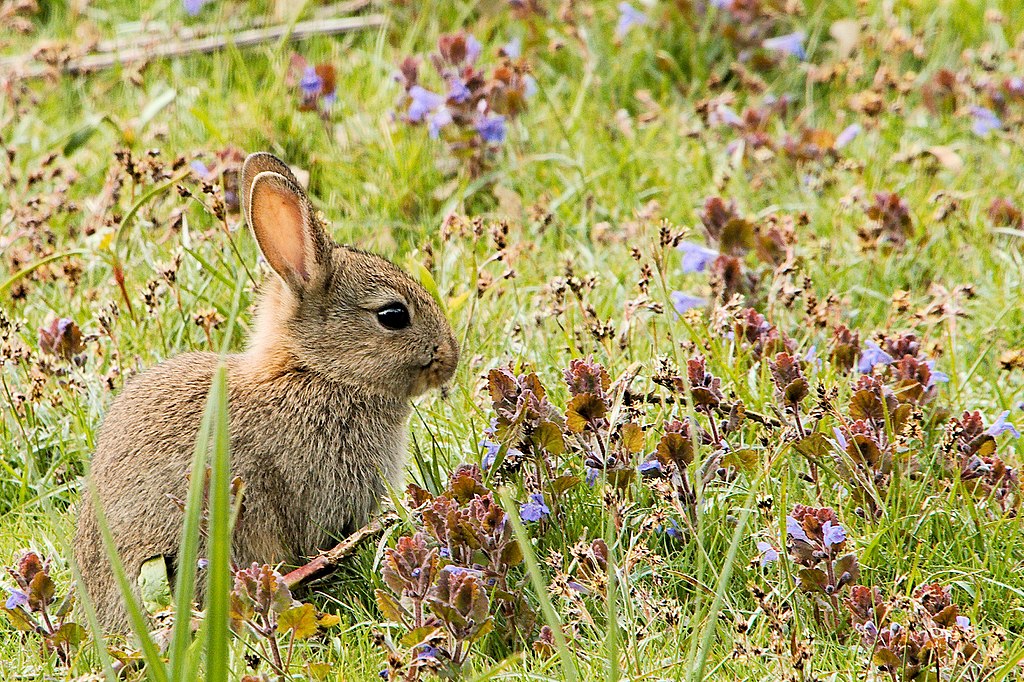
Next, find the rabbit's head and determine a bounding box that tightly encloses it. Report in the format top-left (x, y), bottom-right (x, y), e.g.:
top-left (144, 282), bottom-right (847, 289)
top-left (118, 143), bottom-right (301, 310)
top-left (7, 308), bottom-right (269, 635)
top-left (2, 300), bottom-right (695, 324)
top-left (240, 153), bottom-right (459, 399)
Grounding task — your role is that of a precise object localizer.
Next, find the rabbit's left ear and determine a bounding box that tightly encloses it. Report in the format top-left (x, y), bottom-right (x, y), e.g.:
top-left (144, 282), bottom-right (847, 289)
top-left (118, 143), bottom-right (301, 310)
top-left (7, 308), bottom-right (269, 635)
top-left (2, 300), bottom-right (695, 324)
top-left (240, 152), bottom-right (302, 225)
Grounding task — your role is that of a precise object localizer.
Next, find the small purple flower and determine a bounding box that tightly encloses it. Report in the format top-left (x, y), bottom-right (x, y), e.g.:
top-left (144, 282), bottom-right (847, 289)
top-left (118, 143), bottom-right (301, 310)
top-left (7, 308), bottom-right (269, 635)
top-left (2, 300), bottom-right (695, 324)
top-left (480, 439), bottom-right (501, 470)
top-left (834, 123), bottom-right (862, 149)
top-left (970, 106), bottom-right (1002, 137)
top-left (524, 75), bottom-right (538, 98)
top-left (710, 104), bottom-right (742, 127)
top-left (955, 615), bottom-right (971, 630)
top-left (446, 78), bottom-right (471, 104)
top-left (858, 341), bottom-right (894, 373)
top-left (925, 360), bottom-right (949, 387)
top-left (476, 114), bottom-right (507, 144)
top-left (678, 241), bottom-right (719, 274)
top-left (197, 558), bottom-right (209, 570)
top-left (615, 2), bottom-right (650, 40)
top-left (670, 291), bottom-right (706, 314)
top-left (189, 160), bottom-right (210, 177)
top-left (832, 426), bottom-right (848, 450)
top-left (5, 589), bottom-right (28, 610)
top-left (657, 518), bottom-right (683, 540)
top-left (862, 620), bottom-right (878, 638)
top-left (407, 86), bottom-right (445, 123)
top-left (586, 467), bottom-right (600, 487)
top-left (756, 541), bottom-right (779, 567)
top-left (520, 493), bottom-right (551, 522)
top-left (465, 35), bottom-right (483, 65)
top-left (638, 458), bottom-right (664, 477)
top-left (984, 410), bottom-right (1021, 438)
top-left (762, 32), bottom-right (806, 60)
top-left (1008, 77), bottom-right (1024, 97)
top-left (299, 66), bottom-right (322, 97)
top-left (786, 515), bottom-right (810, 543)
top-left (821, 520), bottom-right (846, 548)
top-left (502, 37), bottom-right (522, 59)
top-left (415, 644), bottom-right (441, 660)
top-left (804, 345), bottom-right (822, 370)
top-left (428, 108), bottom-right (453, 139)
top-left (183, 0), bottom-right (209, 16)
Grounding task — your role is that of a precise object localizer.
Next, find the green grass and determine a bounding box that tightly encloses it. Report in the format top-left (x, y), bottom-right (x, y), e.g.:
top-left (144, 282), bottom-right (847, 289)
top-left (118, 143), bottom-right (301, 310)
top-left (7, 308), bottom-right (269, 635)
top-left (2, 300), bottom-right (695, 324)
top-left (3, 0), bottom-right (1024, 679)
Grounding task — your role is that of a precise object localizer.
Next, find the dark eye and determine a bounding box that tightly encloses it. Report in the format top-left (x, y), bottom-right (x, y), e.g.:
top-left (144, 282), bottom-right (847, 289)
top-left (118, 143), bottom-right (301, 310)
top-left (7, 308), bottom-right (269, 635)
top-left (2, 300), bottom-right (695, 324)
top-left (376, 303), bottom-right (411, 330)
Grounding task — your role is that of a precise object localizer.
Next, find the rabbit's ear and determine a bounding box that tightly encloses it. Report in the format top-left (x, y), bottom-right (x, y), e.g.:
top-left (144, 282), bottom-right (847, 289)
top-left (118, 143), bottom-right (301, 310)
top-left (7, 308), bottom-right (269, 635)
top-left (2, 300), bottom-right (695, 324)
top-left (248, 171), bottom-right (330, 290)
top-left (240, 152), bottom-right (301, 224)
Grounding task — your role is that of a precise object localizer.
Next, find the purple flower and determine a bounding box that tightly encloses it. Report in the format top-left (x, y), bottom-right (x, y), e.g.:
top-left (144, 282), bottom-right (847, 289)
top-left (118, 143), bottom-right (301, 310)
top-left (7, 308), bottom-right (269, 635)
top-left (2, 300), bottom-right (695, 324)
top-left (446, 78), bottom-right (471, 104)
top-left (299, 66), bottom-right (322, 97)
top-left (465, 35), bottom-right (483, 65)
top-left (785, 515), bottom-right (810, 543)
top-left (638, 458), bottom-right (664, 477)
top-left (407, 86), bottom-right (445, 123)
top-left (710, 104), bottom-right (742, 127)
top-left (970, 106), bottom-right (1002, 136)
top-left (586, 467), bottom-right (600, 487)
top-left (615, 2), bottom-right (650, 39)
top-left (925, 360), bottom-right (949, 387)
top-left (670, 291), bottom-right (706, 314)
top-left (189, 160), bottom-right (210, 177)
top-left (832, 426), bottom-right (848, 450)
top-left (858, 341), bottom-right (894, 373)
top-left (862, 621), bottom-right (878, 638)
top-left (678, 241), bottom-right (719, 274)
top-left (985, 410), bottom-right (1021, 438)
top-left (756, 541), bottom-right (779, 567)
top-left (502, 37), bottom-right (522, 59)
top-left (5, 589), bottom-right (28, 610)
top-left (762, 32), bottom-right (806, 60)
top-left (804, 345), bottom-right (822, 370)
top-left (428, 108), bottom-right (453, 139)
top-left (524, 75), bottom-right (538, 98)
top-left (955, 615), bottom-right (971, 630)
top-left (520, 493), bottom-right (550, 522)
top-left (834, 123), bottom-right (862, 149)
top-left (480, 439), bottom-right (501, 470)
top-left (476, 114), bottom-right (507, 143)
top-left (183, 0), bottom-right (209, 16)
top-left (658, 518), bottom-right (683, 540)
top-left (197, 558), bottom-right (209, 570)
top-left (821, 520), bottom-right (846, 548)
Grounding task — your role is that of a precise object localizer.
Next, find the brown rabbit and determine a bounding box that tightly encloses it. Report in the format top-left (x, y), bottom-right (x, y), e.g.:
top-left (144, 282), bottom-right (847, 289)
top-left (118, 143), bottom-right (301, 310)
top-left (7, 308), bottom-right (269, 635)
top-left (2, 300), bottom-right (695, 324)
top-left (74, 152), bottom-right (459, 631)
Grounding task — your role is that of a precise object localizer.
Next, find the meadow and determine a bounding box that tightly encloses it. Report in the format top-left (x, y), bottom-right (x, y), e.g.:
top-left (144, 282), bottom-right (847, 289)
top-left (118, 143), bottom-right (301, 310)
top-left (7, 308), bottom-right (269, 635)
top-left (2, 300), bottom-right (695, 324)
top-left (3, 0), bottom-right (1024, 679)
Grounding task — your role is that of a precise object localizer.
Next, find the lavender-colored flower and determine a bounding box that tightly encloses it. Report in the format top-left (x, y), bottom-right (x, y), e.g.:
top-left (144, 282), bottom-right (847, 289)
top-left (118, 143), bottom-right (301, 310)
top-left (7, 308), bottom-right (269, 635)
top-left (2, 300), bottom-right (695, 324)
top-left (985, 410), bottom-right (1021, 438)
top-left (678, 241), bottom-right (719, 274)
top-left (862, 620), bottom-right (878, 638)
top-left (834, 123), bottom-right (862, 149)
top-left (524, 75), bottom-right (538, 98)
top-left (762, 32), bottom-right (807, 60)
top-left (821, 520), bottom-right (846, 548)
top-left (658, 519), bottom-right (683, 540)
top-left (615, 2), bottom-right (650, 39)
top-left (1008, 77), bottom-right (1024, 97)
top-left (925, 360), bottom-right (949, 387)
top-left (520, 493), bottom-right (551, 522)
top-left (786, 515), bottom-right (810, 543)
top-left (321, 92), bottom-right (337, 109)
top-left (415, 645), bottom-right (441, 660)
top-left (5, 588), bottom-right (28, 610)
top-left (710, 104), bottom-right (742, 127)
top-left (832, 426), bottom-right (848, 450)
top-left (858, 341), bottom-right (894, 373)
top-left (502, 37), bottom-right (522, 59)
top-left (804, 344), bottom-right (822, 370)
top-left (189, 160), bottom-right (210, 177)
top-left (709, 0), bottom-right (731, 8)
top-left (476, 114), bottom-right (507, 143)
top-left (465, 35), bottom-right (483, 65)
top-left (299, 66), bottom-right (322, 97)
top-left (480, 439), bottom-right (501, 470)
top-left (671, 291), bottom-right (706, 314)
top-left (197, 558), bottom-right (209, 570)
top-left (955, 615), bottom-right (971, 630)
top-left (183, 0), bottom-right (209, 16)
top-left (756, 541), bottom-right (779, 567)
top-left (407, 86), bottom-right (445, 123)
top-left (638, 458), bottom-right (664, 477)
top-left (586, 467), bottom-right (600, 487)
top-left (447, 78), bottom-right (471, 104)
top-left (428, 108), bottom-right (453, 139)
top-left (970, 106), bottom-right (1002, 136)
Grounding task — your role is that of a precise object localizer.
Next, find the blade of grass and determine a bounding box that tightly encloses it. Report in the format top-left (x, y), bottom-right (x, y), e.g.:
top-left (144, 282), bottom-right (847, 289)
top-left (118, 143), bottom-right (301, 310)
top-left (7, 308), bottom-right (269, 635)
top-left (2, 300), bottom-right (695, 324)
top-left (498, 488), bottom-right (579, 682)
top-left (204, 363), bottom-right (232, 682)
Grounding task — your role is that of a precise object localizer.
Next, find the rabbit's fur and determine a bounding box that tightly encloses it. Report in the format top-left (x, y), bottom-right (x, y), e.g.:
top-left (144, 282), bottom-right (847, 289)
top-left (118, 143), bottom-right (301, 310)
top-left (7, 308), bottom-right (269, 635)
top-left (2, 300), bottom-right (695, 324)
top-left (74, 153), bottom-right (459, 632)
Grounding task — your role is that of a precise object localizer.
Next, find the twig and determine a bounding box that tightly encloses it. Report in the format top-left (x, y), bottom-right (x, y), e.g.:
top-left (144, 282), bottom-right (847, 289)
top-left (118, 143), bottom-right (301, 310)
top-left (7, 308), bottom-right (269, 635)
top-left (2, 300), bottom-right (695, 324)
top-left (282, 512), bottom-right (398, 589)
top-left (6, 14), bottom-right (386, 80)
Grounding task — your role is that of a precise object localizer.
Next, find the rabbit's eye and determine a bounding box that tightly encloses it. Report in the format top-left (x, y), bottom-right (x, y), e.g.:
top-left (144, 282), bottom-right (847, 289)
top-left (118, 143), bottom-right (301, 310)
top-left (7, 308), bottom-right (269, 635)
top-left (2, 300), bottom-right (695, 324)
top-left (376, 303), bottom-right (411, 330)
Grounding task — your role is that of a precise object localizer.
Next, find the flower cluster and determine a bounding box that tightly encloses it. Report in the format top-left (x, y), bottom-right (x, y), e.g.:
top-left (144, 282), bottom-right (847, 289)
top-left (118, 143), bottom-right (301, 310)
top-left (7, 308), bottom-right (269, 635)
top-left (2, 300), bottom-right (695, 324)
top-left (396, 32), bottom-right (533, 175)
top-left (2, 551), bottom-right (84, 665)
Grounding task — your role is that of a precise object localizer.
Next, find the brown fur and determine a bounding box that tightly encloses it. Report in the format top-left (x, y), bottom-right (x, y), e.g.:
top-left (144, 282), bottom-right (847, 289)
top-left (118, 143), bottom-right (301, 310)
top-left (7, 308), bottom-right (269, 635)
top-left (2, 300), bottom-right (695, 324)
top-left (74, 153), bottom-right (459, 631)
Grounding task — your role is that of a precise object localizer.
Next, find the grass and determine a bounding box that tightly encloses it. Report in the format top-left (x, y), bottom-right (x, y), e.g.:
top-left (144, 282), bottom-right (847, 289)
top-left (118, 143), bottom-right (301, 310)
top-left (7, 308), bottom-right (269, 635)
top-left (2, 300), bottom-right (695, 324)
top-left (3, 0), bottom-right (1024, 679)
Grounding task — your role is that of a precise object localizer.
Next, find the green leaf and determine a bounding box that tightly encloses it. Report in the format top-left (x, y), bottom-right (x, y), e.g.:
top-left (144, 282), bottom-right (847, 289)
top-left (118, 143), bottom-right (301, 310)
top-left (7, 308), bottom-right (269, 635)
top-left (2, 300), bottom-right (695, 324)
top-left (620, 422), bottom-right (645, 453)
top-left (374, 589), bottom-right (407, 621)
top-left (533, 421), bottom-right (566, 454)
top-left (137, 87), bottom-right (178, 130)
top-left (63, 118), bottom-right (100, 156)
top-left (138, 556), bottom-right (173, 615)
top-left (399, 625), bottom-right (441, 648)
top-left (278, 603), bottom-right (318, 640)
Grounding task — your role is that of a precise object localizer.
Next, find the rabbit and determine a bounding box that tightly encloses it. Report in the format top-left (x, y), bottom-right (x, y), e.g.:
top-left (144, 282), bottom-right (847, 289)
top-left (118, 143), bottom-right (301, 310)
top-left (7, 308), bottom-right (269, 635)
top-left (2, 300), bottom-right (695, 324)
top-left (74, 152), bottom-right (459, 632)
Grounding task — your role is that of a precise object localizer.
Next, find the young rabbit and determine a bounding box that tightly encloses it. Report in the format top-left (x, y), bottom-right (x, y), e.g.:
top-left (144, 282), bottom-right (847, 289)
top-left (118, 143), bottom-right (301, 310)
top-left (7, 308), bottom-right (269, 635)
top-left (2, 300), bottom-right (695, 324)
top-left (74, 152), bottom-right (459, 631)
